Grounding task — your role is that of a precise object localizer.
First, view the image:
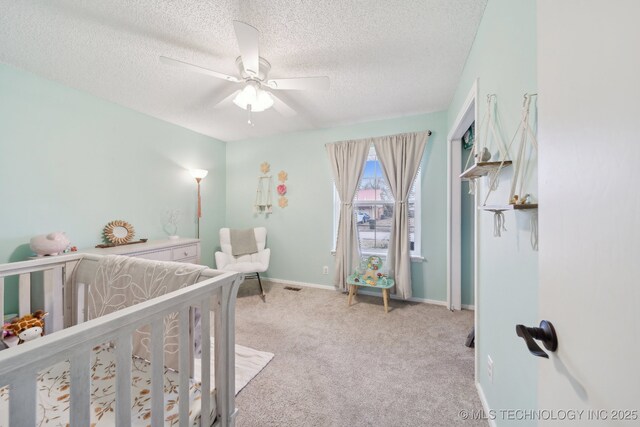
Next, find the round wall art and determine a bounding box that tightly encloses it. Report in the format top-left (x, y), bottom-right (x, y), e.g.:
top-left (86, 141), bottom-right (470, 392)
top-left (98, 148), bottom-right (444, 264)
top-left (103, 220), bottom-right (135, 245)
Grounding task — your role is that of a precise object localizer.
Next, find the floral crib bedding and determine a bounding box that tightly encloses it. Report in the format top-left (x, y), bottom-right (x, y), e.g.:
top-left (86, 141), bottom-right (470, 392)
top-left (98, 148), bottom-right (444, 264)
top-left (0, 343), bottom-right (215, 427)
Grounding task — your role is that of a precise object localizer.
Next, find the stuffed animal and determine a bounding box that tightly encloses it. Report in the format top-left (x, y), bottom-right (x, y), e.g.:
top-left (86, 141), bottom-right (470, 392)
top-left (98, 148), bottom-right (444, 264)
top-left (3, 310), bottom-right (48, 344)
top-left (474, 147), bottom-right (492, 162)
top-left (30, 232), bottom-right (70, 257)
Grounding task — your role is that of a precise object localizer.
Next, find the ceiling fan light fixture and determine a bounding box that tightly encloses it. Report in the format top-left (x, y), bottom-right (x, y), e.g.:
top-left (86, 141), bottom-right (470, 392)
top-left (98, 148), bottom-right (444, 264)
top-left (233, 82), bottom-right (274, 112)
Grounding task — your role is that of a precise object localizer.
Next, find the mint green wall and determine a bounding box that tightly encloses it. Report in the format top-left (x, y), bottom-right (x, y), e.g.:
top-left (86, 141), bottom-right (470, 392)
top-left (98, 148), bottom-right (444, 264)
top-left (461, 147), bottom-right (475, 307)
top-left (0, 63), bottom-right (226, 314)
top-left (225, 111), bottom-right (448, 302)
top-left (447, 0), bottom-right (538, 424)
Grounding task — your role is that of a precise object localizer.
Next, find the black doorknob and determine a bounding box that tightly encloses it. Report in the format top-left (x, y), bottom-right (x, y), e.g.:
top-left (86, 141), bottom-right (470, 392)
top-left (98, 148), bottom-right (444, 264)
top-left (515, 320), bottom-right (558, 359)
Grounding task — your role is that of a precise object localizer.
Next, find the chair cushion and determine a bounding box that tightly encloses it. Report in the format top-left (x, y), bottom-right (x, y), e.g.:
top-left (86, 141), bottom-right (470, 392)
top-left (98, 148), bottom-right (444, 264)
top-left (220, 262), bottom-right (267, 274)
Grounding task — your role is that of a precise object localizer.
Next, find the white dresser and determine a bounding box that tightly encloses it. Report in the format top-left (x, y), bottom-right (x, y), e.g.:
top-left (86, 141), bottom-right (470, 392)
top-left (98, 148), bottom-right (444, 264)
top-left (84, 238), bottom-right (201, 264)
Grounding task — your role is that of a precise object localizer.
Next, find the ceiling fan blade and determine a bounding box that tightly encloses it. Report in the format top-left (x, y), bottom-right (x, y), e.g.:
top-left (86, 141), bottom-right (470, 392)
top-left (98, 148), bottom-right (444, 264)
top-left (233, 21), bottom-right (260, 77)
top-left (270, 92), bottom-right (297, 117)
top-left (266, 76), bottom-right (330, 91)
top-left (210, 87), bottom-right (241, 108)
top-left (160, 56), bottom-right (241, 83)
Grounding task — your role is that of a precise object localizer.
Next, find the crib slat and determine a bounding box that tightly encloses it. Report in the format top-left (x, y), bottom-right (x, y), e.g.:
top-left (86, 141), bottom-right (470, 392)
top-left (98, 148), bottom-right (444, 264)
top-left (116, 334), bottom-right (132, 427)
top-left (70, 351), bottom-right (91, 427)
top-left (179, 307), bottom-right (190, 426)
top-left (200, 297), bottom-right (212, 426)
top-left (43, 269), bottom-right (54, 334)
top-left (0, 277), bottom-right (4, 327)
top-left (214, 285), bottom-right (236, 426)
top-left (43, 267), bottom-right (64, 333)
top-left (150, 321), bottom-right (164, 427)
top-left (63, 260), bottom-right (79, 327)
top-left (18, 273), bottom-right (31, 317)
top-left (10, 371), bottom-right (36, 426)
top-left (52, 266), bottom-right (64, 331)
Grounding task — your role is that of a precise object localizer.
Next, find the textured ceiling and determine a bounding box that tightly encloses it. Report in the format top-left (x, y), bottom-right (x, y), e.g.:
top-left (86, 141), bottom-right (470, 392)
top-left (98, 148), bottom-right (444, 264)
top-left (0, 0), bottom-right (487, 141)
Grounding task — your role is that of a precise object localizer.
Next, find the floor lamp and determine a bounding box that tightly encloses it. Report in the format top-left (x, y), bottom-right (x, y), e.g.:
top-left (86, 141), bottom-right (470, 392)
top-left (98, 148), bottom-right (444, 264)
top-left (190, 169), bottom-right (208, 239)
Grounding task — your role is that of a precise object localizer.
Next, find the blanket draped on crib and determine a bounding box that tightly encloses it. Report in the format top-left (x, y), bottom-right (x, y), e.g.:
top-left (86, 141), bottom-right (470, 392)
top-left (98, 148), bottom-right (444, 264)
top-left (86, 255), bottom-right (206, 371)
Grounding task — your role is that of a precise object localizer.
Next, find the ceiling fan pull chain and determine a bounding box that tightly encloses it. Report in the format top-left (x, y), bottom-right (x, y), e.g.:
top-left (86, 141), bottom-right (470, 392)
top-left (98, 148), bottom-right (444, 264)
top-left (247, 104), bottom-right (254, 126)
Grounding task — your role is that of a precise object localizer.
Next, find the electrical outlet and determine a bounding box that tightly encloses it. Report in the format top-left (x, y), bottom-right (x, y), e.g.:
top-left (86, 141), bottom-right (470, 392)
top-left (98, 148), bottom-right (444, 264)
top-left (322, 266), bottom-right (329, 275)
top-left (487, 355), bottom-right (494, 383)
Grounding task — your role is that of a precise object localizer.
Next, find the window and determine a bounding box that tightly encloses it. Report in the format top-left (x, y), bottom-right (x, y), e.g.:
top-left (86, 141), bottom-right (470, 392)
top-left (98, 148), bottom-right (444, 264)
top-left (333, 145), bottom-right (421, 258)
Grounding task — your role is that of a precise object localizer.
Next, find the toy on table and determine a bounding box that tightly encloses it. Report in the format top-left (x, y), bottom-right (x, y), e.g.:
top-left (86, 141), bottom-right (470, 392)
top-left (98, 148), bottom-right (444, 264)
top-left (351, 256), bottom-right (389, 286)
top-left (347, 256), bottom-right (394, 312)
top-left (3, 310), bottom-right (48, 344)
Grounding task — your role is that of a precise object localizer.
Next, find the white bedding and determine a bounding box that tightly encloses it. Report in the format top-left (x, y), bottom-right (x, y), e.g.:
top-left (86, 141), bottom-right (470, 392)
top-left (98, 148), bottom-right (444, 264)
top-left (0, 343), bottom-right (215, 426)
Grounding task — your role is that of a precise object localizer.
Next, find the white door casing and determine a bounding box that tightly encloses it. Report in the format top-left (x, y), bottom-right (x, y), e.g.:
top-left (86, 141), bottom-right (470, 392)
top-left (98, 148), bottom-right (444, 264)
top-left (538, 0), bottom-right (640, 422)
top-left (447, 79), bottom-right (479, 313)
top-left (447, 79), bottom-right (479, 382)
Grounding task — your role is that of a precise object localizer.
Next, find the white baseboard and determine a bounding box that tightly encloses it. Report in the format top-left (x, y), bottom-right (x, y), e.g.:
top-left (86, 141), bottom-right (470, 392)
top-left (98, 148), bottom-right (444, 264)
top-left (263, 277), bottom-right (448, 307)
top-left (357, 288), bottom-right (448, 306)
top-left (413, 297), bottom-right (448, 306)
top-left (476, 382), bottom-right (497, 427)
top-left (462, 304), bottom-right (475, 311)
top-left (262, 277), bottom-right (335, 291)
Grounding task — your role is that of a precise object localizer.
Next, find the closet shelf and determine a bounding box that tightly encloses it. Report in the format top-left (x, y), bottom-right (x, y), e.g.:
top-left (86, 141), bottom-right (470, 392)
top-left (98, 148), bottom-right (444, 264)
top-left (460, 161), bottom-right (512, 180)
top-left (480, 204), bottom-right (538, 212)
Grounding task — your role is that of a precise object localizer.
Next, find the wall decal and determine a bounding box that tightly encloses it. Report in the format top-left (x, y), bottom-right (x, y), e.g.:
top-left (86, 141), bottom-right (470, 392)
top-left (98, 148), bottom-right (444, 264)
top-left (260, 162), bottom-right (271, 174)
top-left (277, 170), bottom-right (288, 208)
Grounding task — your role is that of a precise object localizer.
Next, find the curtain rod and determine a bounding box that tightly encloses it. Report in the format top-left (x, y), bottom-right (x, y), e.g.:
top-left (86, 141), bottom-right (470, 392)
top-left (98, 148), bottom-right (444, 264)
top-left (326, 130), bottom-right (432, 147)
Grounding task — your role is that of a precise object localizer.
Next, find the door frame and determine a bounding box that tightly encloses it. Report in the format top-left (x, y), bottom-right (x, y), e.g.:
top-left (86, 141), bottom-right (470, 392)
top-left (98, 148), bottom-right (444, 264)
top-left (447, 79), bottom-right (479, 314)
top-left (447, 79), bottom-right (479, 382)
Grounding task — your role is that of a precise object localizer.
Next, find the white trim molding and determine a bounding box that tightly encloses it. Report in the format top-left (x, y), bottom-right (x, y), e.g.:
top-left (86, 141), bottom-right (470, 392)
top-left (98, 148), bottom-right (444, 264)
top-left (461, 304), bottom-right (475, 311)
top-left (476, 382), bottom-right (497, 427)
top-left (447, 79), bottom-right (480, 384)
top-left (263, 277), bottom-right (447, 307)
top-left (446, 78), bottom-right (478, 312)
top-left (329, 250), bottom-right (425, 263)
top-left (262, 277), bottom-right (335, 291)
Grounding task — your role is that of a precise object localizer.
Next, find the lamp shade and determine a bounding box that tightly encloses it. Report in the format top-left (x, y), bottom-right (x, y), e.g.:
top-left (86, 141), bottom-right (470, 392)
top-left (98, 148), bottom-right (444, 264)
top-left (233, 82), bottom-right (274, 112)
top-left (190, 169), bottom-right (209, 180)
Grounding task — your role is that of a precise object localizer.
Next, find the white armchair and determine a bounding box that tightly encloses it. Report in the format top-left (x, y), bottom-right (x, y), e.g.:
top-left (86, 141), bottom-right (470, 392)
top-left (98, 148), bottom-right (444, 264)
top-left (215, 227), bottom-right (270, 300)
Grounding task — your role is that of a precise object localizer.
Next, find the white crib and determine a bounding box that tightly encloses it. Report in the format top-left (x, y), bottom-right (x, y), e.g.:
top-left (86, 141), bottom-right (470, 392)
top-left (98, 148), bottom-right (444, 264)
top-left (0, 253), bottom-right (242, 426)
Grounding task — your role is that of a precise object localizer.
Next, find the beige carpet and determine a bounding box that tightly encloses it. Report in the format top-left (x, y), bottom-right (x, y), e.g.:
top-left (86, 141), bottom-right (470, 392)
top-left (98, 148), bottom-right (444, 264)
top-left (232, 280), bottom-right (485, 427)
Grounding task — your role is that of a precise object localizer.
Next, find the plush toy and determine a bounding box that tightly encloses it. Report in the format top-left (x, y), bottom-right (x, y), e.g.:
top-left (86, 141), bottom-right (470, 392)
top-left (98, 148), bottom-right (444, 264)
top-left (2, 323), bottom-right (13, 339)
top-left (3, 310), bottom-right (48, 344)
top-left (30, 232), bottom-right (70, 256)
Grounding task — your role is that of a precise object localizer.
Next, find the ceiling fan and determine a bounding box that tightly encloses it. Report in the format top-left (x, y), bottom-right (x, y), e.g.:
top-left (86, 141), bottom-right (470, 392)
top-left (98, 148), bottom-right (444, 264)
top-left (160, 21), bottom-right (330, 125)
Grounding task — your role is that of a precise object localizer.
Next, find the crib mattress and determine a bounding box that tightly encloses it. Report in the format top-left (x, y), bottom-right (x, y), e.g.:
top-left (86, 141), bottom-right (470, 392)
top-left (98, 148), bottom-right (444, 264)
top-left (0, 344), bottom-right (216, 426)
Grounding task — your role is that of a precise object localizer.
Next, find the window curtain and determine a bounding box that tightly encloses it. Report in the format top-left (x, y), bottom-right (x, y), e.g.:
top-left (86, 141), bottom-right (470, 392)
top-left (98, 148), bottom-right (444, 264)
top-left (374, 131), bottom-right (430, 299)
top-left (326, 139), bottom-right (370, 291)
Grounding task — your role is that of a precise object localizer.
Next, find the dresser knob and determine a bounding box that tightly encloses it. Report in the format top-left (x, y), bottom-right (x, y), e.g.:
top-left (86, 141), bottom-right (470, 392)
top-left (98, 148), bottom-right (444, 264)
top-left (184, 251), bottom-right (188, 256)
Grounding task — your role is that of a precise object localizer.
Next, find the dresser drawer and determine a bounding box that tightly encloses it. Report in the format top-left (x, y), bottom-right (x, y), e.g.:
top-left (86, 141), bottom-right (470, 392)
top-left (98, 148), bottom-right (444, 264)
top-left (172, 245), bottom-right (198, 261)
top-left (136, 250), bottom-right (172, 262)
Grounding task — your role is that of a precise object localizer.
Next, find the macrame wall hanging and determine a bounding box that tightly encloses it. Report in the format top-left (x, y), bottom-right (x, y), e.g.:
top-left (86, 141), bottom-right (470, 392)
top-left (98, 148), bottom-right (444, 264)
top-left (482, 93), bottom-right (539, 249)
top-left (254, 162), bottom-right (273, 214)
top-left (462, 94), bottom-right (511, 195)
